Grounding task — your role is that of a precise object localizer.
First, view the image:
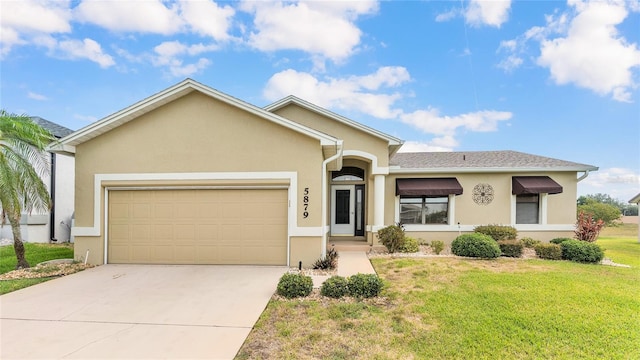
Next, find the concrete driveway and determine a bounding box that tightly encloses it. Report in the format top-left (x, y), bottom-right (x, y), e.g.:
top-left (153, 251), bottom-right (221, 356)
top-left (0, 265), bottom-right (286, 359)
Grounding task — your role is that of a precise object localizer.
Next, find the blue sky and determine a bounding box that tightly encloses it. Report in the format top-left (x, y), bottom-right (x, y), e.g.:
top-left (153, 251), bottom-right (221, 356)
top-left (1, 0), bottom-right (639, 201)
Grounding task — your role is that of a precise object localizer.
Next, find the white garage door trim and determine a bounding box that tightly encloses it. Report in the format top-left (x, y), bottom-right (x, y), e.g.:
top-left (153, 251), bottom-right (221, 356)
top-left (105, 185), bottom-right (290, 265)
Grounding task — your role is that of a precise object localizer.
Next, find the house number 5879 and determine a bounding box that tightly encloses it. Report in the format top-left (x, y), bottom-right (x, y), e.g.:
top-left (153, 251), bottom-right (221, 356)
top-left (303, 187), bottom-right (309, 218)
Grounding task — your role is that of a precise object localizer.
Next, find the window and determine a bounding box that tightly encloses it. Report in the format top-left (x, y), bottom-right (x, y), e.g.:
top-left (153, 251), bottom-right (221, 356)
top-left (332, 167), bottom-right (364, 181)
top-left (516, 194), bottom-right (539, 224)
top-left (400, 196), bottom-right (449, 224)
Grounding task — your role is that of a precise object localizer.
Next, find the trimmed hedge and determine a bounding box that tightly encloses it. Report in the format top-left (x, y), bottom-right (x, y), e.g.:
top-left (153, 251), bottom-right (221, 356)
top-left (534, 243), bottom-right (562, 260)
top-left (377, 225), bottom-right (405, 253)
top-left (348, 273), bottom-right (383, 298)
top-left (550, 237), bottom-right (572, 245)
top-left (497, 240), bottom-right (524, 258)
top-left (561, 240), bottom-right (604, 263)
top-left (320, 276), bottom-right (349, 298)
top-left (399, 236), bottom-right (420, 253)
top-left (277, 273), bottom-right (313, 298)
top-left (473, 225), bottom-right (517, 241)
top-left (451, 233), bottom-right (501, 258)
top-left (520, 237), bottom-right (541, 248)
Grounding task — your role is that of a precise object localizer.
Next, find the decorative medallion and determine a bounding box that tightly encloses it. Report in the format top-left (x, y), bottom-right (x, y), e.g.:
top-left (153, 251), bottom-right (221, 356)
top-left (472, 183), bottom-right (494, 205)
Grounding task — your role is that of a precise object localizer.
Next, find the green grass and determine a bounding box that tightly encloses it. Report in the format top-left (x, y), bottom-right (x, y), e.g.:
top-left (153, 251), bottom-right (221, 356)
top-left (598, 223), bottom-right (640, 267)
top-left (0, 243), bottom-right (74, 274)
top-left (0, 243), bottom-right (75, 295)
top-left (238, 257), bottom-right (640, 359)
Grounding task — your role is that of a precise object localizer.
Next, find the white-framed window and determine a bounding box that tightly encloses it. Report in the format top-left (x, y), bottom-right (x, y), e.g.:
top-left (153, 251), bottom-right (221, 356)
top-left (399, 196), bottom-right (449, 224)
top-left (515, 194), bottom-right (539, 224)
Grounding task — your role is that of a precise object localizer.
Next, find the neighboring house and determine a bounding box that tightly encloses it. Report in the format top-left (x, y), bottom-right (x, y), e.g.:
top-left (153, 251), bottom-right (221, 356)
top-left (50, 79), bottom-right (597, 266)
top-left (0, 117), bottom-right (75, 243)
top-left (630, 193), bottom-right (640, 242)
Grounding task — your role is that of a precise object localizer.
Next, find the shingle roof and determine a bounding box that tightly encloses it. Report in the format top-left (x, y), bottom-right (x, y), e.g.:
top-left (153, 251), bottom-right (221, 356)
top-left (31, 116), bottom-right (73, 138)
top-left (391, 150), bottom-right (597, 171)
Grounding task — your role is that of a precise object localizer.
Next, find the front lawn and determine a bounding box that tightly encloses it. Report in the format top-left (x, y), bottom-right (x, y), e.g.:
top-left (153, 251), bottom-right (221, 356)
top-left (0, 243), bottom-right (75, 294)
top-left (598, 223), bottom-right (640, 267)
top-left (237, 257), bottom-right (640, 359)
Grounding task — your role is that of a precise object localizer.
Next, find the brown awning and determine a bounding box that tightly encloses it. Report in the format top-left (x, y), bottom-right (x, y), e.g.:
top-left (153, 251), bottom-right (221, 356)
top-left (396, 178), bottom-right (463, 196)
top-left (512, 176), bottom-right (562, 195)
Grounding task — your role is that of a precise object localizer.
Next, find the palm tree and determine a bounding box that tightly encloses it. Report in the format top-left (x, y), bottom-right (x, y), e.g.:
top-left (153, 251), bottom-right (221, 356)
top-left (0, 110), bottom-right (55, 269)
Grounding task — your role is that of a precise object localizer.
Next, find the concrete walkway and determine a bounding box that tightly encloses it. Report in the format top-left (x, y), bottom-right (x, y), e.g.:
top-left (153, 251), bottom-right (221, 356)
top-left (312, 251), bottom-right (376, 287)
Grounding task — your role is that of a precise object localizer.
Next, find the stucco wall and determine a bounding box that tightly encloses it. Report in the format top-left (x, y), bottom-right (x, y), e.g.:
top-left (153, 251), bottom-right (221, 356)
top-left (74, 92), bottom-right (327, 263)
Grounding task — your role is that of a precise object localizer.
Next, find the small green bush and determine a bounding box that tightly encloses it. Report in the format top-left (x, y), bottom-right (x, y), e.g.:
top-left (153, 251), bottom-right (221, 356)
top-left (399, 236), bottom-right (420, 253)
top-left (473, 224), bottom-right (518, 241)
top-left (550, 237), bottom-right (572, 245)
top-left (534, 243), bottom-right (562, 260)
top-left (497, 240), bottom-right (524, 258)
top-left (451, 233), bottom-right (501, 258)
top-left (312, 248), bottom-right (338, 270)
top-left (277, 273), bottom-right (313, 298)
top-left (430, 240), bottom-right (445, 255)
top-left (377, 224), bottom-right (405, 253)
top-left (520, 237), bottom-right (541, 248)
top-left (320, 275), bottom-right (349, 298)
top-left (561, 240), bottom-right (604, 263)
top-left (348, 273), bottom-right (383, 298)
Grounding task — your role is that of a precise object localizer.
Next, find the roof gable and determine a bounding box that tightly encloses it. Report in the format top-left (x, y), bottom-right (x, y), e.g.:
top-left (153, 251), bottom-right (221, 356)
top-left (391, 150), bottom-right (598, 173)
top-left (264, 95), bottom-right (403, 153)
top-left (50, 79), bottom-right (340, 154)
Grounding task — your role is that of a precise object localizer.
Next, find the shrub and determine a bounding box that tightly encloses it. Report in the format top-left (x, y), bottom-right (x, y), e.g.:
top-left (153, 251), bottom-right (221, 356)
top-left (348, 273), bottom-right (383, 298)
top-left (577, 202), bottom-right (621, 226)
top-left (534, 243), bottom-right (562, 260)
top-left (561, 240), bottom-right (604, 263)
top-left (550, 237), bottom-right (572, 245)
top-left (320, 276), bottom-right (349, 298)
top-left (377, 224), bottom-right (405, 253)
top-left (575, 211), bottom-right (605, 242)
top-left (312, 248), bottom-right (338, 270)
top-left (520, 237), bottom-right (541, 248)
top-left (473, 225), bottom-right (518, 241)
top-left (399, 236), bottom-right (420, 253)
top-left (451, 233), bottom-right (501, 258)
top-left (430, 240), bottom-right (445, 255)
top-left (497, 240), bottom-right (524, 258)
top-left (276, 273), bottom-right (313, 298)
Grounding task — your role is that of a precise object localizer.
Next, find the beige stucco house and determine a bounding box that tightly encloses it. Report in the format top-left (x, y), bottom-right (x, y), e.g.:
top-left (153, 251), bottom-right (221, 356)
top-left (51, 79), bottom-right (598, 266)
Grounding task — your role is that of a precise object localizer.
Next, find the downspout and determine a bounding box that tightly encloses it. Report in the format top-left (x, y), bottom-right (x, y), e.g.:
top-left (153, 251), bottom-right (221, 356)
top-left (577, 170), bottom-right (590, 182)
top-left (49, 152), bottom-right (57, 242)
top-left (321, 140), bottom-right (343, 258)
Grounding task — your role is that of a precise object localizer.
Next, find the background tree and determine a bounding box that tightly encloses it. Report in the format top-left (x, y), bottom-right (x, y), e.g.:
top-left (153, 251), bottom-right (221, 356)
top-left (578, 193), bottom-right (638, 216)
top-left (577, 200), bottom-right (621, 226)
top-left (0, 110), bottom-right (55, 269)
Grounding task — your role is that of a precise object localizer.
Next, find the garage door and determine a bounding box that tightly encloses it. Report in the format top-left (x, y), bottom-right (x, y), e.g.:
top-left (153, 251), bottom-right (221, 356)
top-left (108, 189), bottom-right (288, 265)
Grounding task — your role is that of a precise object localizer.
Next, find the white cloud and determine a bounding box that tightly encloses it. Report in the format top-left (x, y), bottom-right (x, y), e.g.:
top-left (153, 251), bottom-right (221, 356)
top-left (152, 41), bottom-right (213, 77)
top-left (435, 8), bottom-right (460, 23)
top-left (56, 38), bottom-right (115, 68)
top-left (73, 113), bottom-right (98, 122)
top-left (537, 0), bottom-right (640, 102)
top-left (264, 67), bottom-right (409, 119)
top-left (0, 0), bottom-right (72, 55)
top-left (400, 108), bottom-right (512, 136)
top-left (579, 167), bottom-right (640, 201)
top-left (240, 0), bottom-right (378, 63)
top-left (27, 92), bottom-right (49, 101)
top-left (498, 0), bottom-right (640, 102)
top-left (74, 0), bottom-right (183, 35)
top-left (178, 0), bottom-right (235, 41)
top-left (398, 137), bottom-right (459, 153)
top-left (465, 0), bottom-right (512, 28)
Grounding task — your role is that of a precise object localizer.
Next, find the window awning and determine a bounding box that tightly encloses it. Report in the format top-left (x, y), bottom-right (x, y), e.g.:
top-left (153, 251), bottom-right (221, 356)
top-left (512, 176), bottom-right (563, 195)
top-left (396, 178), bottom-right (463, 196)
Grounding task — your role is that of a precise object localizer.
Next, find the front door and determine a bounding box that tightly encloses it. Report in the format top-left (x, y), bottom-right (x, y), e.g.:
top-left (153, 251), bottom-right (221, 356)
top-left (331, 185), bottom-right (354, 235)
